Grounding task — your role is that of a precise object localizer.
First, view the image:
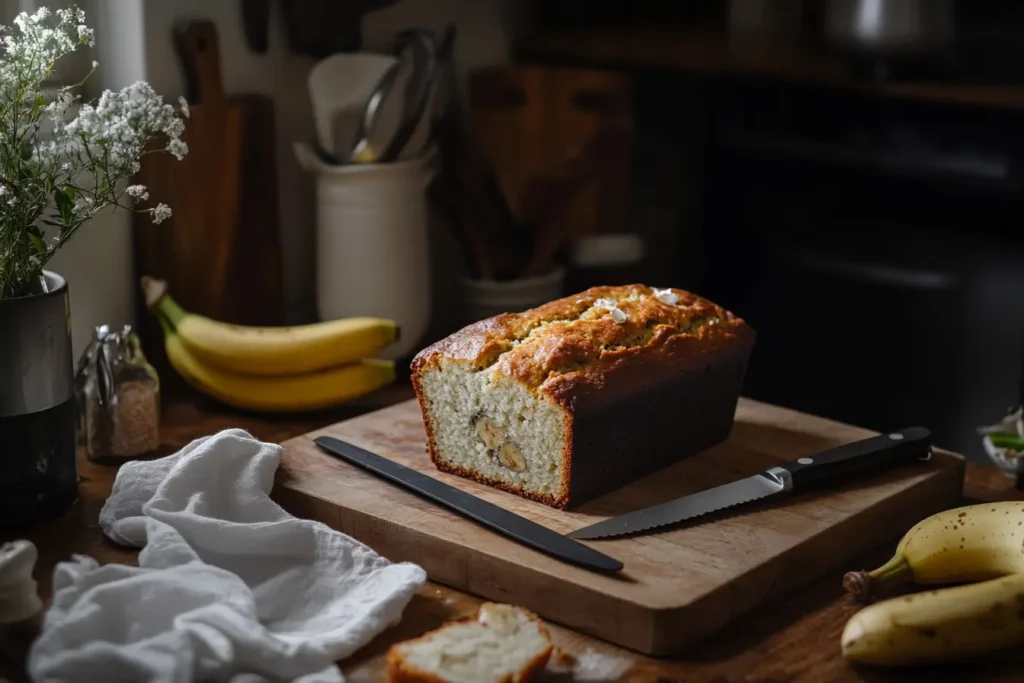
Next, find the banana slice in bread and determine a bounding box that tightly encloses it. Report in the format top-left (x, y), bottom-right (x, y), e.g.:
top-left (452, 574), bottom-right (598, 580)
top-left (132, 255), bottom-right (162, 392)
top-left (385, 603), bottom-right (553, 683)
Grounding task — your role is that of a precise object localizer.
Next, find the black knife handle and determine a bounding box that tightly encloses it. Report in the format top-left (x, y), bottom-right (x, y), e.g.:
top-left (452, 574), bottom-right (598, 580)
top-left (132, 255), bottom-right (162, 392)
top-left (779, 427), bottom-right (932, 489)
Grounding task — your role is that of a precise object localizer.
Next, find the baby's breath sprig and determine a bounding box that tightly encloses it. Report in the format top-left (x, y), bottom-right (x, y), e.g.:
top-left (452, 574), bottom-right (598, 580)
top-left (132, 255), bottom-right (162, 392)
top-left (0, 5), bottom-right (188, 298)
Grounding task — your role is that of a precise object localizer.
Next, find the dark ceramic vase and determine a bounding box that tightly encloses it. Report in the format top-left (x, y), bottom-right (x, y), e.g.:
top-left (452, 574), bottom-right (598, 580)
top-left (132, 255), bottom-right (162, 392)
top-left (0, 271), bottom-right (79, 527)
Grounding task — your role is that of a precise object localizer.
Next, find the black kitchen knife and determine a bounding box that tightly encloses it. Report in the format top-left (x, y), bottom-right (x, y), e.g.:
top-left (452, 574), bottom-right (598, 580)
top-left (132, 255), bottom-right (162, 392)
top-left (568, 426), bottom-right (933, 540)
top-left (313, 436), bottom-right (624, 574)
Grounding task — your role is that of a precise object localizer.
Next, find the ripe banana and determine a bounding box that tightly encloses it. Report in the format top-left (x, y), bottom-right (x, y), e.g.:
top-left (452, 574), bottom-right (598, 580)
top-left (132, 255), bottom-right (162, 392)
top-left (142, 276), bottom-right (399, 377)
top-left (161, 320), bottom-right (396, 413)
top-left (841, 572), bottom-right (1024, 666)
top-left (844, 501), bottom-right (1024, 602)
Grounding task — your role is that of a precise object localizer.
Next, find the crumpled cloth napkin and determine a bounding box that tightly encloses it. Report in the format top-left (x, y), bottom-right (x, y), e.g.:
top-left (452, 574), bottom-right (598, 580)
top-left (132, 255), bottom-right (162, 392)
top-left (27, 428), bottom-right (427, 683)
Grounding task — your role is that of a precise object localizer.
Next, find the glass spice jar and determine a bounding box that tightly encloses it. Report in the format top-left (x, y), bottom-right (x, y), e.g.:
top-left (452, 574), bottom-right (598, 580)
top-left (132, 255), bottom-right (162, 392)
top-left (75, 324), bottom-right (161, 464)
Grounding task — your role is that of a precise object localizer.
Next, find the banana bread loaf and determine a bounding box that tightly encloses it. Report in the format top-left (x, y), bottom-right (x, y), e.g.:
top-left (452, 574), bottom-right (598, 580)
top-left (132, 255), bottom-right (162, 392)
top-left (410, 284), bottom-right (756, 509)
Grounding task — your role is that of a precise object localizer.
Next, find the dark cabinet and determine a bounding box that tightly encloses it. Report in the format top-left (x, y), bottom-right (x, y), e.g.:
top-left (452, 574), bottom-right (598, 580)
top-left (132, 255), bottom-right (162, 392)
top-left (697, 84), bottom-right (1024, 461)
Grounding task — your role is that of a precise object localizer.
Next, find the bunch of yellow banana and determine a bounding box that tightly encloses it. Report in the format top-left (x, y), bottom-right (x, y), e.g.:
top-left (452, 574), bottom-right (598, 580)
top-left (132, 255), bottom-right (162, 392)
top-left (141, 276), bottom-right (399, 412)
top-left (840, 501), bottom-right (1024, 666)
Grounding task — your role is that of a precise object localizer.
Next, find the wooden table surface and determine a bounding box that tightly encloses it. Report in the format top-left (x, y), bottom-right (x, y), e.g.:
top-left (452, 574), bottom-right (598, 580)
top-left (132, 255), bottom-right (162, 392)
top-left (3, 383), bottom-right (1024, 683)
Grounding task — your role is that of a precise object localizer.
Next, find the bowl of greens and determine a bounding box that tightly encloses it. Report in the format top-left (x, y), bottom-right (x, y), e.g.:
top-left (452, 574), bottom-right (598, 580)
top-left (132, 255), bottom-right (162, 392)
top-left (979, 407), bottom-right (1024, 483)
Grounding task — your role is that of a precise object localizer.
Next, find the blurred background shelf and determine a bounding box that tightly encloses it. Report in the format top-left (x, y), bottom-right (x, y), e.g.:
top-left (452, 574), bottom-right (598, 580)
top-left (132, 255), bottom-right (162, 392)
top-left (516, 24), bottom-right (1024, 112)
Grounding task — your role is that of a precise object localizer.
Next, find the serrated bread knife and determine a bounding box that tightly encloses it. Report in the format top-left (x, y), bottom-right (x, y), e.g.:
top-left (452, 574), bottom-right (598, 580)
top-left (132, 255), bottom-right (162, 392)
top-left (313, 436), bottom-right (624, 574)
top-left (568, 427), bottom-right (933, 540)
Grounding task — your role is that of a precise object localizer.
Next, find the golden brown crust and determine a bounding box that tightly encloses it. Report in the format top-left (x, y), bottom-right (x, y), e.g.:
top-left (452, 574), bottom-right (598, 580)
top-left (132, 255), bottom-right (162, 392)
top-left (410, 284), bottom-right (755, 408)
top-left (385, 604), bottom-right (554, 683)
top-left (516, 645), bottom-right (554, 683)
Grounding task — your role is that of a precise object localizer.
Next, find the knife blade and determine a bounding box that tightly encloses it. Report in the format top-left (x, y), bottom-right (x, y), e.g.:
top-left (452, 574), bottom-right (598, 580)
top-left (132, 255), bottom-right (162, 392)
top-left (568, 426), bottom-right (933, 540)
top-left (313, 436), bottom-right (624, 574)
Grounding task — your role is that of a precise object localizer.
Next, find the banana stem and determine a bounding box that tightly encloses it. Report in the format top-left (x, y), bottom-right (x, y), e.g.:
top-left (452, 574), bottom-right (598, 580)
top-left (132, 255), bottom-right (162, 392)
top-left (154, 308), bottom-right (174, 337)
top-left (157, 294), bottom-right (187, 329)
top-left (140, 276), bottom-right (167, 309)
top-left (141, 276), bottom-right (187, 329)
top-left (843, 555), bottom-right (914, 603)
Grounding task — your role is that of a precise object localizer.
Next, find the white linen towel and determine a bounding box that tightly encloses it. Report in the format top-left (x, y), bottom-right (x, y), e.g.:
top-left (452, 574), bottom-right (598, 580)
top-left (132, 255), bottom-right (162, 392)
top-left (26, 428), bottom-right (427, 683)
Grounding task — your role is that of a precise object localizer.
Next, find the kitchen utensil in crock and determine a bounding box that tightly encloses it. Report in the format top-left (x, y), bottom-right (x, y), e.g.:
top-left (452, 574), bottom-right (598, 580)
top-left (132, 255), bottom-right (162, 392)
top-left (307, 52), bottom-right (397, 163)
top-left (348, 60), bottom-right (406, 164)
top-left (380, 28), bottom-right (438, 162)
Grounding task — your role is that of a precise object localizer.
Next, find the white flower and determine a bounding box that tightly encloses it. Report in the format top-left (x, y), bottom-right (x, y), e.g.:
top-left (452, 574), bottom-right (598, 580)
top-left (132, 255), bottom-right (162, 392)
top-left (167, 138), bottom-right (187, 160)
top-left (91, 59), bottom-right (98, 68)
top-left (151, 203), bottom-right (172, 224)
top-left (45, 88), bottom-right (75, 121)
top-left (178, 96), bottom-right (190, 119)
top-left (163, 116), bottom-right (185, 139)
top-left (0, 4), bottom-right (188, 296)
top-left (126, 184), bottom-right (149, 201)
top-left (22, 7), bottom-right (49, 23)
top-left (54, 79), bottom-right (189, 171)
top-left (4, 7), bottom-right (80, 89)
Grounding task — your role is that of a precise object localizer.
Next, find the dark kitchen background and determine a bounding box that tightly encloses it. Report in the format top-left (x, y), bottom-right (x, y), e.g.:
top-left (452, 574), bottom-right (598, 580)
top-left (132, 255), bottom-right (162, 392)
top-left (37, 0), bottom-right (1024, 465)
top-left (514, 0), bottom-right (1024, 464)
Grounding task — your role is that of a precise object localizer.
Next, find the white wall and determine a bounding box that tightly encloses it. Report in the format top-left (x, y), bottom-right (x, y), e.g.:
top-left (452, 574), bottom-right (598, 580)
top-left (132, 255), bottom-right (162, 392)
top-left (41, 0), bottom-right (524, 363)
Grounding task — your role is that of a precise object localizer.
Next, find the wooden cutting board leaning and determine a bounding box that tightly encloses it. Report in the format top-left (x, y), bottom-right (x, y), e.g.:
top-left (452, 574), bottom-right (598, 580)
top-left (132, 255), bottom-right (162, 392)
top-left (467, 65), bottom-right (632, 242)
top-left (132, 20), bottom-right (285, 387)
top-left (461, 65), bottom-right (634, 280)
top-left (273, 397), bottom-right (965, 656)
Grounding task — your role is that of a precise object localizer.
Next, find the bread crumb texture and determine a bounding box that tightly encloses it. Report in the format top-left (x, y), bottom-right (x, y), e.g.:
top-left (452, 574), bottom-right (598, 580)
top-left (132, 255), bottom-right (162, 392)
top-left (386, 603), bottom-right (553, 683)
top-left (546, 647), bottom-right (635, 681)
top-left (411, 284), bottom-right (753, 506)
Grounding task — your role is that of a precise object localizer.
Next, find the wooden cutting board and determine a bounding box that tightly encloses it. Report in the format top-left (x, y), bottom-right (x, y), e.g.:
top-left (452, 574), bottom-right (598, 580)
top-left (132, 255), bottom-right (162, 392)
top-left (467, 65), bottom-right (633, 240)
top-left (273, 397), bottom-right (965, 655)
top-left (132, 20), bottom-right (285, 389)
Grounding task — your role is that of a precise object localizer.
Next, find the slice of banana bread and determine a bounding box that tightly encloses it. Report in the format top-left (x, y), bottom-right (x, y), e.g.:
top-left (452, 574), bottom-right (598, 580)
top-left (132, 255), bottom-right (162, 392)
top-left (410, 284), bottom-right (756, 509)
top-left (385, 603), bottom-right (552, 683)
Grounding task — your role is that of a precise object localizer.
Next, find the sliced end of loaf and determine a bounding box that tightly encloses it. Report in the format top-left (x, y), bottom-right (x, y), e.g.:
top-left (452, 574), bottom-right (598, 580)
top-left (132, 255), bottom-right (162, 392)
top-left (386, 603), bottom-right (553, 683)
top-left (413, 358), bottom-right (570, 507)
